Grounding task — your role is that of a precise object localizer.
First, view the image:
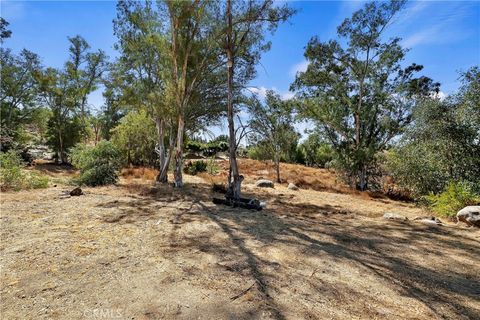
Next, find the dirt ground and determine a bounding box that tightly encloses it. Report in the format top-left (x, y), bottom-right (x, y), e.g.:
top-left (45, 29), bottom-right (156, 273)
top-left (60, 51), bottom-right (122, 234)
top-left (1, 162), bottom-right (479, 319)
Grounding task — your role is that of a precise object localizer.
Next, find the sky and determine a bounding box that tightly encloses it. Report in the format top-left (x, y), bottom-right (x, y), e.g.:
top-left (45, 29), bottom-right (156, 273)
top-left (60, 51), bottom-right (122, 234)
top-left (2, 0), bottom-right (480, 137)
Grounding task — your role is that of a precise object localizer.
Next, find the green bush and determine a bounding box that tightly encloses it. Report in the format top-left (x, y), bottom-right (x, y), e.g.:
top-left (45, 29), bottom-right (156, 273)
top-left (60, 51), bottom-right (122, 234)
top-left (0, 150), bottom-right (24, 190)
top-left (425, 182), bottom-right (480, 217)
top-left (111, 110), bottom-right (157, 166)
top-left (206, 157), bottom-right (219, 175)
top-left (70, 141), bottom-right (123, 186)
top-left (184, 160), bottom-right (207, 175)
top-left (0, 150), bottom-right (49, 191)
top-left (27, 171), bottom-right (49, 189)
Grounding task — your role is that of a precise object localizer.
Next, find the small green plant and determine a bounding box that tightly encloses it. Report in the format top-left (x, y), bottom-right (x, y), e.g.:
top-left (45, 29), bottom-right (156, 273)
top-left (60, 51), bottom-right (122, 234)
top-left (0, 150), bottom-right (49, 191)
top-left (70, 141), bottom-right (123, 186)
top-left (0, 150), bottom-right (25, 191)
top-left (206, 157), bottom-right (219, 175)
top-left (425, 182), bottom-right (480, 217)
top-left (184, 160), bottom-right (207, 175)
top-left (26, 171), bottom-right (50, 189)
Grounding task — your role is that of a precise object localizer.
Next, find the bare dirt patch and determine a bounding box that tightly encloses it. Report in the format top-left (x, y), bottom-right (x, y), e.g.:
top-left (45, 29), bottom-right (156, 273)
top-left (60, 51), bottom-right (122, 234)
top-left (1, 164), bottom-right (479, 319)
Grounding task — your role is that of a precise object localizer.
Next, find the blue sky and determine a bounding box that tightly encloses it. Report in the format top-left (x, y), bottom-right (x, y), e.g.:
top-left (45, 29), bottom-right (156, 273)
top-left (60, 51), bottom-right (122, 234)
top-left (2, 0), bottom-right (480, 136)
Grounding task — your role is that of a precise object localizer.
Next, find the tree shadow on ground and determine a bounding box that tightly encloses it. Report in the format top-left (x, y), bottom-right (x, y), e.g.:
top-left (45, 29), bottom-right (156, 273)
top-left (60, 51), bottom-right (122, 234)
top-left (97, 182), bottom-right (480, 319)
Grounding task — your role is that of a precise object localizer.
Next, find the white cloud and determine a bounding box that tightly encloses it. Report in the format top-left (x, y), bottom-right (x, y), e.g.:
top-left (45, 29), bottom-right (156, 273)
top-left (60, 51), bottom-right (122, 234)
top-left (399, 2), bottom-right (474, 48)
top-left (247, 86), bottom-right (269, 99)
top-left (289, 60), bottom-right (308, 78)
top-left (431, 91), bottom-right (447, 101)
top-left (247, 86), bottom-right (294, 101)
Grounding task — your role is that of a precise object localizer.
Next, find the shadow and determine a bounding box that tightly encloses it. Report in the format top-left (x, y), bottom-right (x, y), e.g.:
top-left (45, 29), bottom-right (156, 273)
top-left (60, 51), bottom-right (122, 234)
top-left (93, 181), bottom-right (480, 319)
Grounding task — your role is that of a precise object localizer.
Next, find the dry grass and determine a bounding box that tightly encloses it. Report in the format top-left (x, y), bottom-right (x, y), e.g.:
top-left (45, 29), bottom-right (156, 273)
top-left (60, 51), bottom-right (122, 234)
top-left (1, 159), bottom-right (479, 319)
top-left (121, 167), bottom-right (158, 181)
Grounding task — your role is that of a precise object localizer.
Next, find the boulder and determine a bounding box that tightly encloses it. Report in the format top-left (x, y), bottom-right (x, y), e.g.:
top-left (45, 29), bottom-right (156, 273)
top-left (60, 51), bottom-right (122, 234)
top-left (255, 179), bottom-right (274, 188)
top-left (288, 183), bottom-right (299, 191)
top-left (456, 206), bottom-right (480, 227)
top-left (383, 212), bottom-right (408, 221)
top-left (413, 216), bottom-right (442, 225)
top-left (69, 187), bottom-right (83, 196)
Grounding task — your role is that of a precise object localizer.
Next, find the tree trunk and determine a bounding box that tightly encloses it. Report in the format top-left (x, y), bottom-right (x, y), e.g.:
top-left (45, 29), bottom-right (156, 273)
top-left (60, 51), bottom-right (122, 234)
top-left (173, 115), bottom-right (185, 187)
top-left (58, 128), bottom-right (67, 164)
top-left (226, 0), bottom-right (242, 200)
top-left (358, 166), bottom-right (367, 191)
top-left (155, 117), bottom-right (168, 183)
top-left (274, 153), bottom-right (281, 183)
top-left (158, 129), bottom-right (175, 183)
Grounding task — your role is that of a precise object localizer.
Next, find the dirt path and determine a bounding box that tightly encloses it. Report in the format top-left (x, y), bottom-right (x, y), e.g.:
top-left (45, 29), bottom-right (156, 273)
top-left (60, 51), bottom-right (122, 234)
top-left (1, 177), bottom-right (479, 319)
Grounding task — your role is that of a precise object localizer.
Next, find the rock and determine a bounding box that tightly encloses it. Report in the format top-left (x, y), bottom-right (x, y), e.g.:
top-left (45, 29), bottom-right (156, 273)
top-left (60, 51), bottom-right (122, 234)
top-left (255, 179), bottom-right (274, 188)
top-left (383, 212), bottom-right (408, 221)
top-left (288, 183), bottom-right (299, 191)
top-left (457, 206), bottom-right (480, 227)
top-left (413, 216), bottom-right (442, 225)
top-left (69, 187), bottom-right (83, 196)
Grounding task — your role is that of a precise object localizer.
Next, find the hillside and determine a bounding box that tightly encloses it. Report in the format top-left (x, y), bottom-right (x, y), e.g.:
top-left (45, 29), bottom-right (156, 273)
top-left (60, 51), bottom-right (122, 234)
top-left (1, 160), bottom-right (479, 319)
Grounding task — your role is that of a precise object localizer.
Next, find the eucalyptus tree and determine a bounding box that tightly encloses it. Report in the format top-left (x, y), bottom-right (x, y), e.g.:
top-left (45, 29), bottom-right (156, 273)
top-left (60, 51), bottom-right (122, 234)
top-left (222, 0), bottom-right (295, 199)
top-left (36, 36), bottom-right (107, 163)
top-left (247, 90), bottom-right (298, 183)
top-left (291, 0), bottom-right (439, 190)
top-left (114, 0), bottom-right (225, 185)
top-left (114, 0), bottom-right (174, 182)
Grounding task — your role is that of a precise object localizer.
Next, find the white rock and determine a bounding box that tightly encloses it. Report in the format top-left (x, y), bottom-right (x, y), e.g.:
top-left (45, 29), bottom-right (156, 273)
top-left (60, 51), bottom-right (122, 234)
top-left (383, 212), bottom-right (408, 220)
top-left (255, 179), bottom-right (274, 188)
top-left (288, 183), bottom-right (299, 191)
top-left (457, 206), bottom-right (480, 227)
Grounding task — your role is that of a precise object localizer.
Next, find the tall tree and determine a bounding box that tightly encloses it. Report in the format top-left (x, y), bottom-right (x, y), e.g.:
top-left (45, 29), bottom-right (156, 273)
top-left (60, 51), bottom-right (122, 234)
top-left (223, 0), bottom-right (295, 199)
top-left (0, 48), bottom-right (42, 149)
top-left (291, 0), bottom-right (439, 190)
top-left (113, 0), bottom-right (225, 185)
top-left (36, 36), bottom-right (107, 163)
top-left (247, 90), bottom-right (298, 183)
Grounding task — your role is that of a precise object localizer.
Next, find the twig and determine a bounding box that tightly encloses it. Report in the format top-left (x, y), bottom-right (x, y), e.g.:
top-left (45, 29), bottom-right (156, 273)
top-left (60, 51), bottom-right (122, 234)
top-left (230, 282), bottom-right (256, 301)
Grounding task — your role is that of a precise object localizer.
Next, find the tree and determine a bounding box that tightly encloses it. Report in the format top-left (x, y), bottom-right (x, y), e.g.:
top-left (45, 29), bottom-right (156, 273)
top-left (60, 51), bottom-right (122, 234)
top-left (387, 67), bottom-right (480, 196)
top-left (0, 18), bottom-right (12, 43)
top-left (291, 0), bottom-right (439, 190)
top-left (0, 48), bottom-right (42, 149)
top-left (111, 110), bottom-right (157, 166)
top-left (113, 0), bottom-right (225, 185)
top-left (222, 0), bottom-right (295, 199)
top-left (247, 90), bottom-right (298, 182)
top-left (36, 36), bottom-right (107, 163)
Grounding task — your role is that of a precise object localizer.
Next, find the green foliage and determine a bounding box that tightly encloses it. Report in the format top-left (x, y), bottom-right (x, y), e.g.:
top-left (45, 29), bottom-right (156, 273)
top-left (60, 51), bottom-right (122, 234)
top-left (183, 160), bottom-right (207, 176)
top-left (291, 1), bottom-right (439, 190)
top-left (386, 73), bottom-right (480, 197)
top-left (425, 182), bottom-right (480, 217)
top-left (0, 150), bottom-right (49, 191)
top-left (0, 150), bottom-right (24, 190)
top-left (297, 132), bottom-right (334, 168)
top-left (111, 110), bottom-right (156, 166)
top-left (26, 171), bottom-right (49, 189)
top-left (185, 139), bottom-right (229, 157)
top-left (70, 141), bottom-right (123, 186)
top-left (206, 157), bottom-right (219, 175)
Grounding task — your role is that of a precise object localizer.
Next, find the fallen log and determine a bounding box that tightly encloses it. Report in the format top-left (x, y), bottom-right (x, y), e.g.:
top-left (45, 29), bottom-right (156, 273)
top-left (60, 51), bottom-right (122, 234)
top-left (212, 196), bottom-right (263, 211)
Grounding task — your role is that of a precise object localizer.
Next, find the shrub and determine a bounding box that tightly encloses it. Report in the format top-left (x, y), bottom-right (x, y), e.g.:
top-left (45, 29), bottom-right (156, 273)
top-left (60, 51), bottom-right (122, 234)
top-left (0, 150), bottom-right (24, 190)
top-left (425, 182), bottom-right (480, 217)
top-left (27, 171), bottom-right (49, 189)
top-left (70, 141), bottom-right (123, 186)
top-left (184, 160), bottom-right (207, 175)
top-left (111, 110), bottom-right (157, 166)
top-left (206, 157), bottom-right (219, 175)
top-left (0, 150), bottom-right (49, 191)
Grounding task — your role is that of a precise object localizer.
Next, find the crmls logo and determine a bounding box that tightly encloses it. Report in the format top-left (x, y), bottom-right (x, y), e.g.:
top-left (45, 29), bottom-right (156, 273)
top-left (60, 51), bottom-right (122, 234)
top-left (83, 308), bottom-right (123, 319)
